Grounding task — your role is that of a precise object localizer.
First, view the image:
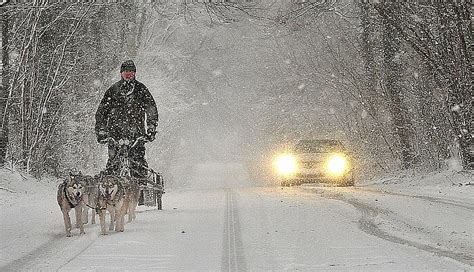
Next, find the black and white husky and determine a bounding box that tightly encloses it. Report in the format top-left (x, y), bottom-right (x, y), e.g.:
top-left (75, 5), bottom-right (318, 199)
top-left (57, 173), bottom-right (89, 237)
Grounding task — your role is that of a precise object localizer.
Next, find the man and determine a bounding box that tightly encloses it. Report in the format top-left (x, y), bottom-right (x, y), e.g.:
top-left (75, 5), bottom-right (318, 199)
top-left (95, 60), bottom-right (158, 178)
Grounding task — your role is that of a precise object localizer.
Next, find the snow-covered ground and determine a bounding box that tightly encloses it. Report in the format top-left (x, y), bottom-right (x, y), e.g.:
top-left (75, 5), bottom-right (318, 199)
top-left (0, 167), bottom-right (472, 271)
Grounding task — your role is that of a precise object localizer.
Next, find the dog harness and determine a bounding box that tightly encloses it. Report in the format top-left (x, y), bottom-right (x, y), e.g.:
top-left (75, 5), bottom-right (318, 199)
top-left (96, 179), bottom-right (125, 213)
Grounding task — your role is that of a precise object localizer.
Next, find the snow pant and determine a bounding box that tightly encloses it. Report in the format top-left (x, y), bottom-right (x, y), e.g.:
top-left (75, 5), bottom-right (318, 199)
top-left (105, 142), bottom-right (148, 178)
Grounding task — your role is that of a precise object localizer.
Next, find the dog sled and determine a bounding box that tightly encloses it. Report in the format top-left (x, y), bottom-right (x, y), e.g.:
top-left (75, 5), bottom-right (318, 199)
top-left (102, 136), bottom-right (165, 210)
top-left (135, 168), bottom-right (164, 210)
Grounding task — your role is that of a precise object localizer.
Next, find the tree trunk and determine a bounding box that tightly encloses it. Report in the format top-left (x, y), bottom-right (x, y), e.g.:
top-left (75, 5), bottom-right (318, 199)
top-left (446, 2), bottom-right (473, 169)
top-left (381, 3), bottom-right (415, 169)
top-left (0, 12), bottom-right (9, 165)
top-left (359, 2), bottom-right (378, 117)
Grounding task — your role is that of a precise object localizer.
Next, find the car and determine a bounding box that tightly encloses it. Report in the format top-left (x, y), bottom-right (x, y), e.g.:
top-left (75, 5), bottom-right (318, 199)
top-left (273, 139), bottom-right (354, 187)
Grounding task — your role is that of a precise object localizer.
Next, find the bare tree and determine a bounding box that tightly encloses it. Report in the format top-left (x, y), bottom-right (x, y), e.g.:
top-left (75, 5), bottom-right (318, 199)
top-left (379, 2), bottom-right (415, 169)
top-left (2, 1), bottom-right (153, 175)
top-left (374, 2), bottom-right (473, 170)
top-left (0, 9), bottom-right (9, 165)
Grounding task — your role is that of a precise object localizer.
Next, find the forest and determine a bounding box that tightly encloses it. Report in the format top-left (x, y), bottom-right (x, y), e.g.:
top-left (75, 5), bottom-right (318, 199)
top-left (0, 1), bottom-right (472, 183)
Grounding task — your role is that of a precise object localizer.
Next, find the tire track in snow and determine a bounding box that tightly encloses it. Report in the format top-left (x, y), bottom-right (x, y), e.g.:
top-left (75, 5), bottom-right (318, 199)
top-left (348, 198), bottom-right (474, 266)
top-left (355, 187), bottom-right (474, 210)
top-left (1, 230), bottom-right (99, 271)
top-left (311, 189), bottom-right (474, 266)
top-left (222, 189), bottom-right (247, 272)
top-left (2, 234), bottom-right (63, 271)
top-left (55, 232), bottom-right (99, 271)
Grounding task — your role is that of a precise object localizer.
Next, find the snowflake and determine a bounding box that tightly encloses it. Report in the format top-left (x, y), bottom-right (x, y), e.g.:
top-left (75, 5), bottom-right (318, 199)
top-left (411, 14), bottom-right (423, 23)
top-left (212, 69), bottom-right (222, 77)
top-left (93, 80), bottom-right (102, 87)
top-left (451, 105), bottom-right (461, 112)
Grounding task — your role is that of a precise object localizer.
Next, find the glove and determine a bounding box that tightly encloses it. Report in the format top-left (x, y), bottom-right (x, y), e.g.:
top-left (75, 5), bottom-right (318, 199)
top-left (146, 125), bottom-right (156, 142)
top-left (97, 130), bottom-right (108, 144)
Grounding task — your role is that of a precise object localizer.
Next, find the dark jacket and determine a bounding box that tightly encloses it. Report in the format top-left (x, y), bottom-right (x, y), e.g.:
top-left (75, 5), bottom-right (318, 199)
top-left (95, 79), bottom-right (158, 140)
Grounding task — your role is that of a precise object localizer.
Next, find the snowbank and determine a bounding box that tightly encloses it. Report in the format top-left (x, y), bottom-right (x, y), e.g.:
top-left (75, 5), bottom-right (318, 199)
top-left (0, 168), bottom-right (59, 207)
top-left (360, 169), bottom-right (473, 204)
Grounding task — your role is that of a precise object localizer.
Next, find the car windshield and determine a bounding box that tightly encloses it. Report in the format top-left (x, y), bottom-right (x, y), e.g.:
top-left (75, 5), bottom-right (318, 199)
top-left (293, 140), bottom-right (344, 153)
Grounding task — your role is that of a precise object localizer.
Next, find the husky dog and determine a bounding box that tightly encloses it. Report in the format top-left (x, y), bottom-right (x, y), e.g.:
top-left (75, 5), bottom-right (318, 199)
top-left (57, 173), bottom-right (89, 237)
top-left (82, 175), bottom-right (99, 225)
top-left (97, 175), bottom-right (127, 234)
top-left (123, 178), bottom-right (140, 222)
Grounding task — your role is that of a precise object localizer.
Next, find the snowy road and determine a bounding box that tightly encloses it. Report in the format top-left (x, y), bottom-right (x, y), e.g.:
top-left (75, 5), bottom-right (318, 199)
top-left (1, 179), bottom-right (472, 271)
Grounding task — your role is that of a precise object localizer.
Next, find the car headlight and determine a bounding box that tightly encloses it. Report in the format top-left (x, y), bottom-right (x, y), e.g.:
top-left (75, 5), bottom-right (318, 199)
top-left (274, 154), bottom-right (298, 176)
top-left (326, 153), bottom-right (349, 177)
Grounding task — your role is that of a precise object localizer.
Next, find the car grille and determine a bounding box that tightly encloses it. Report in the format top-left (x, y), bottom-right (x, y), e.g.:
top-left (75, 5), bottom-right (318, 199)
top-left (296, 173), bottom-right (325, 178)
top-left (301, 161), bottom-right (322, 169)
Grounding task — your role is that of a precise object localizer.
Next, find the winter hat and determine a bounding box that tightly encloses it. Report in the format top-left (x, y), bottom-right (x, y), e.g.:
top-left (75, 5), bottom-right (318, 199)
top-left (120, 60), bottom-right (136, 72)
